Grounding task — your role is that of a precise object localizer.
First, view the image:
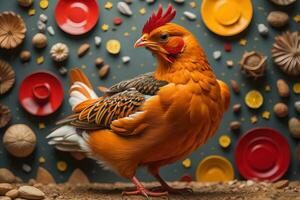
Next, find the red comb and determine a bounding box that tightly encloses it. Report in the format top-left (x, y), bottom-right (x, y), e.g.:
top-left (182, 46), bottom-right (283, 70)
top-left (142, 4), bottom-right (176, 34)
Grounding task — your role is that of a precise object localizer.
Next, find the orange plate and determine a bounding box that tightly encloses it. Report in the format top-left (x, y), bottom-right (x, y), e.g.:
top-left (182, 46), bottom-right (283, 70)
top-left (196, 155), bottom-right (234, 182)
top-left (201, 0), bottom-right (253, 36)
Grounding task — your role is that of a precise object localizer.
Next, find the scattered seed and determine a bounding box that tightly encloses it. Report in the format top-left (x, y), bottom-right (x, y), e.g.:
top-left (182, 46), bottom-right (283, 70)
top-left (182, 158), bottom-right (191, 168)
top-left (229, 121), bottom-right (241, 131)
top-left (47, 26), bottom-right (55, 36)
top-left (239, 39), bottom-right (247, 46)
top-left (232, 104), bottom-right (241, 113)
top-left (224, 43), bottom-right (232, 52)
top-left (117, 2), bottom-right (132, 16)
top-left (262, 111), bottom-right (270, 120)
top-left (189, 1), bottom-right (196, 8)
top-left (226, 60), bottom-right (234, 67)
top-left (122, 56), bottom-right (131, 64)
top-left (99, 64), bottom-right (110, 79)
top-left (77, 43), bottom-right (90, 57)
top-left (250, 115), bottom-right (258, 124)
top-left (94, 36), bottom-right (102, 47)
top-left (28, 8), bottom-right (36, 16)
top-left (22, 164), bottom-right (32, 173)
top-left (258, 24), bottom-right (269, 36)
top-left (58, 67), bottom-right (68, 75)
top-left (114, 17), bottom-right (122, 25)
top-left (101, 24), bottom-right (109, 31)
top-left (38, 156), bottom-right (46, 164)
top-left (183, 11), bottom-right (197, 21)
top-left (36, 56), bottom-right (44, 64)
top-left (293, 14), bottom-right (300, 23)
top-left (139, 8), bottom-right (146, 15)
top-left (265, 85), bottom-right (271, 92)
top-left (104, 1), bottom-right (113, 9)
top-left (38, 122), bottom-right (45, 129)
top-left (213, 50), bottom-right (222, 60)
top-left (95, 57), bottom-right (104, 68)
top-left (230, 80), bottom-right (240, 93)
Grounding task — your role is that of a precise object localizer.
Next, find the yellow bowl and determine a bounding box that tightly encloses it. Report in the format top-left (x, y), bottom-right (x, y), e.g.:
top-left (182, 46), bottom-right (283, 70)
top-left (201, 0), bottom-right (253, 36)
top-left (196, 155), bottom-right (234, 182)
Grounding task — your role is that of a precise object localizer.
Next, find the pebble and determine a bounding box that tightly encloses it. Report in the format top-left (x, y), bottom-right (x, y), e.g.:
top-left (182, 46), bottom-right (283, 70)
top-left (47, 26), bottom-right (55, 36)
top-left (277, 79), bottom-right (289, 97)
top-left (183, 11), bottom-right (196, 20)
top-left (257, 24), bottom-right (269, 36)
top-left (37, 21), bottom-right (46, 32)
top-left (95, 57), bottom-right (104, 68)
top-left (229, 121), bottom-right (241, 131)
top-left (20, 50), bottom-right (31, 62)
top-left (273, 180), bottom-right (289, 189)
top-left (94, 36), bottom-right (102, 47)
top-left (99, 64), bottom-right (110, 79)
top-left (18, 186), bottom-right (45, 200)
top-left (122, 56), bottom-right (131, 64)
top-left (39, 14), bottom-right (48, 23)
top-left (213, 51), bottom-right (222, 60)
top-left (230, 80), bottom-right (240, 93)
top-left (58, 67), bottom-right (68, 76)
top-left (36, 167), bottom-right (56, 185)
top-left (267, 11), bottom-right (289, 28)
top-left (5, 189), bottom-right (18, 199)
top-left (117, 2), bottom-right (132, 16)
top-left (226, 60), bottom-right (234, 67)
top-left (295, 101), bottom-right (300, 113)
top-left (77, 43), bottom-right (90, 57)
top-left (22, 164), bottom-right (32, 173)
top-left (273, 103), bottom-right (288, 118)
top-left (68, 169), bottom-right (90, 185)
top-left (232, 104), bottom-right (241, 113)
top-left (289, 118), bottom-right (300, 138)
top-left (0, 183), bottom-right (13, 195)
top-left (0, 169), bottom-right (15, 183)
top-left (174, 0), bottom-right (185, 3)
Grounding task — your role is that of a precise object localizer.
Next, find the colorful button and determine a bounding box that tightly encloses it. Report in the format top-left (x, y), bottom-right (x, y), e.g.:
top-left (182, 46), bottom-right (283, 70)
top-left (196, 155), bottom-right (234, 182)
top-left (245, 90), bottom-right (263, 109)
top-left (201, 0), bottom-right (253, 36)
top-left (235, 128), bottom-right (290, 182)
top-left (18, 71), bottom-right (64, 116)
top-left (55, 0), bottom-right (99, 35)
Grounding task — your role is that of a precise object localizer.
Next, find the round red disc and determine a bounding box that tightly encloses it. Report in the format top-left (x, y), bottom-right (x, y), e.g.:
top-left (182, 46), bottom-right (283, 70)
top-left (55, 0), bottom-right (99, 35)
top-left (18, 71), bottom-right (64, 117)
top-left (235, 127), bottom-right (290, 182)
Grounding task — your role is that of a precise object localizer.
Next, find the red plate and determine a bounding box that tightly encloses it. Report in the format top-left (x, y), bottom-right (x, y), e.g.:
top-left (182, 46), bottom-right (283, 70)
top-left (19, 71), bottom-right (64, 117)
top-left (235, 127), bottom-right (290, 182)
top-left (55, 0), bottom-right (99, 35)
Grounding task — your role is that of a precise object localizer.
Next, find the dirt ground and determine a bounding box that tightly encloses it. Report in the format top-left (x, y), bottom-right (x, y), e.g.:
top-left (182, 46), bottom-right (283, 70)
top-left (39, 180), bottom-right (300, 200)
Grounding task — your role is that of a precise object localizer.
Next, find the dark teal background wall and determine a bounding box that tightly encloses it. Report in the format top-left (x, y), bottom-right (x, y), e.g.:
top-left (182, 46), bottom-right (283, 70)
top-left (0, 0), bottom-right (299, 183)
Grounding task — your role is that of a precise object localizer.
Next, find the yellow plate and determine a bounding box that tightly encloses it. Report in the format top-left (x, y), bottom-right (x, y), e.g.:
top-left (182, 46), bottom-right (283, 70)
top-left (201, 0), bottom-right (253, 36)
top-left (196, 155), bottom-right (234, 182)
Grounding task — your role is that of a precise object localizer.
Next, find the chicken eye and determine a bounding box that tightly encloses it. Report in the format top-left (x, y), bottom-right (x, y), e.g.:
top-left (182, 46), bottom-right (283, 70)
top-left (160, 33), bottom-right (169, 41)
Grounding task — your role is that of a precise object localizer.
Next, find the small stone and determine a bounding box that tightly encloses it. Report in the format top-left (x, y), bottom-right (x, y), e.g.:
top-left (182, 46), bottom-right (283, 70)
top-left (257, 24), bottom-right (269, 36)
top-left (99, 64), bottom-right (110, 79)
top-left (232, 104), bottom-right (241, 113)
top-left (22, 164), bottom-right (32, 173)
top-left (0, 183), bottom-right (13, 195)
top-left (117, 2), bottom-right (132, 16)
top-left (95, 57), bottom-right (104, 68)
top-left (226, 60), bottom-right (234, 67)
top-left (37, 21), bottom-right (46, 33)
top-left (273, 103), bottom-right (288, 118)
top-left (18, 186), bottom-right (45, 200)
top-left (267, 11), bottom-right (289, 28)
top-left (174, 0), bottom-right (185, 3)
top-left (94, 36), bottom-right (102, 47)
top-left (47, 26), bottom-right (55, 36)
top-left (5, 189), bottom-right (18, 199)
top-left (277, 79), bottom-right (290, 97)
top-left (20, 50), bottom-right (31, 62)
top-left (77, 43), bottom-right (90, 57)
top-left (36, 167), bottom-right (55, 185)
top-left (122, 56), bottom-right (130, 64)
top-left (295, 101), bottom-right (300, 113)
top-left (213, 51), bottom-right (222, 60)
top-left (289, 118), bottom-right (300, 138)
top-left (229, 121), bottom-right (241, 131)
top-left (230, 80), bottom-right (240, 93)
top-left (273, 180), bottom-right (289, 189)
top-left (183, 11), bottom-right (196, 20)
top-left (58, 67), bottom-right (68, 76)
top-left (0, 169), bottom-right (15, 183)
top-left (39, 14), bottom-right (48, 23)
top-left (68, 169), bottom-right (89, 184)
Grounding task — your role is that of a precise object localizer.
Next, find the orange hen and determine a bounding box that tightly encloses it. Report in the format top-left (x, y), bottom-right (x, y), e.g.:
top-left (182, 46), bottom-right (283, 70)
top-left (47, 4), bottom-right (230, 198)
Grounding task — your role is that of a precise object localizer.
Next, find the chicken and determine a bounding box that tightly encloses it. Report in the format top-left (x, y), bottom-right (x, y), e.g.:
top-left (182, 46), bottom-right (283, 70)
top-left (47, 4), bottom-right (230, 198)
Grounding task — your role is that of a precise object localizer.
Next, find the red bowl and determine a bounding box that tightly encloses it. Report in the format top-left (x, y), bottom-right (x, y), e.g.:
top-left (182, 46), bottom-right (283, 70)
top-left (18, 71), bottom-right (64, 117)
top-left (234, 127), bottom-right (290, 182)
top-left (55, 0), bottom-right (99, 35)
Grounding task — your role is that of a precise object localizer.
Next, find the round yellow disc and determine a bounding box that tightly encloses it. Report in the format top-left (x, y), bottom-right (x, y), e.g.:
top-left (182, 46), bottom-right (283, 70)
top-left (219, 135), bottom-right (231, 148)
top-left (39, 0), bottom-right (49, 9)
top-left (57, 161), bottom-right (67, 172)
top-left (245, 90), bottom-right (264, 109)
top-left (293, 83), bottom-right (300, 94)
top-left (106, 39), bottom-right (121, 55)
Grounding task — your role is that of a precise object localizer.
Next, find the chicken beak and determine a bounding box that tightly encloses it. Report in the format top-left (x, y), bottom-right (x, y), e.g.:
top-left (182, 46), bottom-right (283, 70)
top-left (134, 35), bottom-right (149, 48)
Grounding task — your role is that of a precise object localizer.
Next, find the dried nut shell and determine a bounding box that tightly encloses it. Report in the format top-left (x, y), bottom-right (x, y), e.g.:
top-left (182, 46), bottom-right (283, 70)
top-left (289, 118), bottom-right (300, 138)
top-left (267, 11), bottom-right (289, 28)
top-left (0, 104), bottom-right (11, 128)
top-left (20, 50), bottom-right (31, 62)
top-left (232, 104), bottom-right (241, 113)
top-left (230, 80), bottom-right (240, 93)
top-left (77, 43), bottom-right (90, 57)
top-left (32, 33), bottom-right (47, 48)
top-left (271, 32), bottom-right (300, 76)
top-left (240, 51), bottom-right (267, 78)
top-left (0, 12), bottom-right (27, 49)
top-left (3, 124), bottom-right (36, 158)
top-left (270, 0), bottom-right (296, 6)
top-left (50, 43), bottom-right (69, 62)
top-left (17, 0), bottom-right (33, 7)
top-left (0, 60), bottom-right (16, 95)
top-left (273, 102), bottom-right (288, 117)
top-left (99, 64), bottom-right (110, 79)
top-left (276, 79), bottom-right (290, 97)
top-left (229, 121), bottom-right (241, 131)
